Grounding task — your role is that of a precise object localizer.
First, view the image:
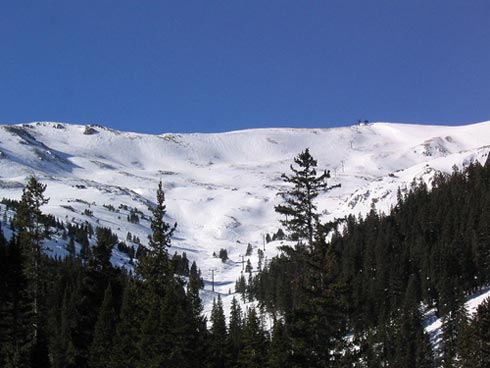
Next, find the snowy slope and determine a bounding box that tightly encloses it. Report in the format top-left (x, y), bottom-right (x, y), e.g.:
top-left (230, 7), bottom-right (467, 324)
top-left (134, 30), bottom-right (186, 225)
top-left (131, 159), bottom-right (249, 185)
top-left (1, 120), bottom-right (490, 317)
top-left (425, 287), bottom-right (490, 358)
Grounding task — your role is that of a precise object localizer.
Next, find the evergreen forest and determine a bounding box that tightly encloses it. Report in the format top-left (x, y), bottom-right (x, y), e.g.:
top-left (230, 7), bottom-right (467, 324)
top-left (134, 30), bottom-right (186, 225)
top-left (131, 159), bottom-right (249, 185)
top-left (1, 150), bottom-right (490, 368)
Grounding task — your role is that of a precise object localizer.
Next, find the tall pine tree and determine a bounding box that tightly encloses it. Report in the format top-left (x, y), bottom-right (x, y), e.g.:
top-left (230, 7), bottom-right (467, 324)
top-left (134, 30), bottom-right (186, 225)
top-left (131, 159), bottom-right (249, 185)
top-left (13, 176), bottom-right (50, 367)
top-left (136, 180), bottom-right (176, 296)
top-left (208, 295), bottom-right (227, 368)
top-left (275, 148), bottom-right (337, 244)
top-left (88, 283), bottom-right (117, 368)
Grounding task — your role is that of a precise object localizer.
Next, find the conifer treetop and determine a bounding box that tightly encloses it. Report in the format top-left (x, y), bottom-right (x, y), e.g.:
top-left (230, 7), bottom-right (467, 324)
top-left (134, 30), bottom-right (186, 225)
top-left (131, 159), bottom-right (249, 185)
top-left (148, 180), bottom-right (176, 253)
top-left (136, 180), bottom-right (177, 293)
top-left (275, 148), bottom-right (338, 244)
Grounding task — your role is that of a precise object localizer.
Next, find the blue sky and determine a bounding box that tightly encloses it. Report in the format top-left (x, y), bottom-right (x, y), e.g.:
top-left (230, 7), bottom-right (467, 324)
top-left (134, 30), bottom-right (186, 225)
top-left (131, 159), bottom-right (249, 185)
top-left (1, 1), bottom-right (489, 134)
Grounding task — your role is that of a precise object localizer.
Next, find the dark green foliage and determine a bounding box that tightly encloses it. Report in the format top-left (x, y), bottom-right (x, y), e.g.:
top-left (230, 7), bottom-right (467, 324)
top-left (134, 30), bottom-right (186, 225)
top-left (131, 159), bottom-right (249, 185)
top-left (66, 237), bottom-right (76, 257)
top-left (332, 161), bottom-right (490, 333)
top-left (283, 239), bottom-right (347, 367)
top-left (0, 235), bottom-right (33, 368)
top-left (131, 182), bottom-right (205, 368)
top-left (1, 197), bottom-right (20, 209)
top-left (172, 251), bottom-right (190, 276)
top-left (473, 296), bottom-right (490, 366)
top-left (245, 259), bottom-right (253, 273)
top-left (103, 203), bottom-right (116, 212)
top-left (237, 307), bottom-right (267, 368)
top-left (130, 182), bottom-right (207, 368)
top-left (153, 278), bottom-right (202, 368)
top-left (137, 295), bottom-right (165, 367)
top-left (218, 248), bottom-right (228, 262)
top-left (11, 176), bottom-right (51, 366)
top-left (110, 280), bottom-right (142, 368)
top-left (136, 180), bottom-right (176, 295)
top-left (267, 319), bottom-right (291, 368)
top-left (58, 227), bottom-right (120, 368)
top-left (188, 261), bottom-right (204, 317)
top-left (458, 296), bottom-right (490, 367)
top-left (235, 274), bottom-right (247, 298)
top-left (127, 208), bottom-right (140, 224)
top-left (83, 208), bottom-right (93, 217)
top-left (90, 227), bottom-right (117, 273)
top-left (275, 148), bottom-right (337, 243)
top-left (117, 241), bottom-right (136, 262)
top-left (88, 284), bottom-right (116, 368)
top-left (393, 276), bottom-right (434, 368)
top-left (251, 159), bottom-right (490, 366)
top-left (257, 248), bottom-right (264, 270)
top-left (273, 228), bottom-right (285, 241)
top-left (208, 296), bottom-right (227, 368)
top-left (245, 243), bottom-right (253, 256)
top-left (0, 179), bottom-right (210, 368)
top-left (227, 296), bottom-right (243, 366)
top-left (440, 289), bottom-right (468, 367)
top-left (4, 156), bottom-right (490, 368)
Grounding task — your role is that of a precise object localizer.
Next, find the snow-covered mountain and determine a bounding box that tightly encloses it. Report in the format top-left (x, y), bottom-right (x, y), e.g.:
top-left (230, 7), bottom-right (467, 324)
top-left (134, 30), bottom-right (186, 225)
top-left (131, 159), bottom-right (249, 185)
top-left (1, 120), bottom-right (489, 315)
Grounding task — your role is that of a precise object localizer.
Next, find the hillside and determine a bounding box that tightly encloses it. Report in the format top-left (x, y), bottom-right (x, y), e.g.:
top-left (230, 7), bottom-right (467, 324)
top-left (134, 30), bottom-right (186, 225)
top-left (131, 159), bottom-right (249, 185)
top-left (1, 120), bottom-right (490, 316)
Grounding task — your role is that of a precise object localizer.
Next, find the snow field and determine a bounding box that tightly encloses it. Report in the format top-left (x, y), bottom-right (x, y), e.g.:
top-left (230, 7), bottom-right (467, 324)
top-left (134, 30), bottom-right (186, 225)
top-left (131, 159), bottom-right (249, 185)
top-left (1, 120), bottom-right (490, 321)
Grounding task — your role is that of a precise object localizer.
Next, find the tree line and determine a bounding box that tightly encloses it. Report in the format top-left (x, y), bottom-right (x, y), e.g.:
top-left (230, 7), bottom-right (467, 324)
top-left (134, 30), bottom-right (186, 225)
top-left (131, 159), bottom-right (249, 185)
top-left (248, 150), bottom-right (490, 367)
top-left (2, 149), bottom-right (490, 367)
top-left (0, 179), bottom-right (206, 368)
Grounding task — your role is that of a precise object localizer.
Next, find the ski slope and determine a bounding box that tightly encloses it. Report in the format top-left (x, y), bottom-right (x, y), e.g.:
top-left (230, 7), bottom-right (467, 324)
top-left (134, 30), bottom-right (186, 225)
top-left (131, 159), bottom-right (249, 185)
top-left (0, 120), bottom-right (489, 318)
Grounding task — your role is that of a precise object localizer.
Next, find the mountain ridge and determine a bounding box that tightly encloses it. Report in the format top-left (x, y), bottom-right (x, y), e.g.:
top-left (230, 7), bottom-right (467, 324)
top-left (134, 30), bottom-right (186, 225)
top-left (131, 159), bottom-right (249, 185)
top-left (1, 120), bottom-right (489, 315)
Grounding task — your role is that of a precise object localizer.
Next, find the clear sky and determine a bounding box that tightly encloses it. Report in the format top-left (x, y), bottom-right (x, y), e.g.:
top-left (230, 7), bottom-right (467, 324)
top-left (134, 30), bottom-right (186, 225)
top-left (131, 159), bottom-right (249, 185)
top-left (1, 1), bottom-right (489, 134)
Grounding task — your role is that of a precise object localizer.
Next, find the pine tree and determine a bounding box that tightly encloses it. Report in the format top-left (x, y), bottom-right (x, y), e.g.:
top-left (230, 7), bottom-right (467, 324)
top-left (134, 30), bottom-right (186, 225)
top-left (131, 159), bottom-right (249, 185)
top-left (394, 276), bottom-right (434, 368)
top-left (88, 284), bottom-right (116, 368)
top-left (110, 280), bottom-right (142, 368)
top-left (245, 258), bottom-right (253, 273)
top-left (65, 228), bottom-right (118, 368)
top-left (275, 148), bottom-right (337, 244)
top-left (55, 286), bottom-right (77, 368)
top-left (0, 235), bottom-right (32, 368)
top-left (158, 278), bottom-right (199, 368)
top-left (456, 313), bottom-right (478, 368)
top-left (136, 180), bottom-right (176, 295)
top-left (441, 289), bottom-right (469, 368)
top-left (79, 231), bottom-right (90, 264)
top-left (60, 271), bottom-right (87, 368)
top-left (14, 176), bottom-right (49, 351)
top-left (66, 237), bottom-right (76, 258)
top-left (267, 319), bottom-right (291, 368)
top-left (237, 307), bottom-right (267, 368)
top-left (277, 225), bottom-right (347, 367)
top-left (187, 259), bottom-right (206, 356)
top-left (89, 227), bottom-right (116, 275)
top-left (187, 261), bottom-right (202, 310)
top-left (236, 274), bottom-right (247, 301)
top-left (136, 181), bottom-right (203, 368)
top-left (227, 296), bottom-right (243, 366)
top-left (137, 295), bottom-right (164, 368)
top-left (13, 177), bottom-right (50, 366)
top-left (209, 295), bottom-right (228, 368)
top-left (472, 297), bottom-right (490, 367)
